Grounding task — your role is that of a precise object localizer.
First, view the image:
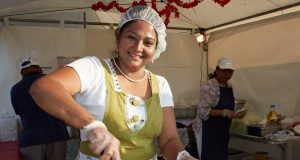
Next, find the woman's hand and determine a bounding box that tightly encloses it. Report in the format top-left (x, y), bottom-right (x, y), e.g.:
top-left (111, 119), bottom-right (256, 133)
top-left (222, 109), bottom-right (235, 119)
top-left (234, 108), bottom-right (247, 119)
top-left (86, 124), bottom-right (121, 160)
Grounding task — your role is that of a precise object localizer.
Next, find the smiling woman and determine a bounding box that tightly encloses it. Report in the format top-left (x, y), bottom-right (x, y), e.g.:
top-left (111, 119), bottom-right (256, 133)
top-left (29, 5), bottom-right (197, 160)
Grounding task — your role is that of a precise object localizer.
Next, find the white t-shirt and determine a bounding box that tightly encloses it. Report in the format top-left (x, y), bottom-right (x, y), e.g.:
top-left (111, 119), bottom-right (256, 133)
top-left (67, 56), bottom-right (174, 122)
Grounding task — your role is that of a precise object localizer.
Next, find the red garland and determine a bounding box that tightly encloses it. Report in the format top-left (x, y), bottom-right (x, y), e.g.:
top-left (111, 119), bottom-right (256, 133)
top-left (91, 0), bottom-right (231, 25)
top-left (214, 0), bottom-right (231, 7)
top-left (115, 3), bottom-right (127, 13)
top-left (151, 0), bottom-right (158, 11)
top-left (132, 0), bottom-right (147, 7)
top-left (170, 0), bottom-right (201, 8)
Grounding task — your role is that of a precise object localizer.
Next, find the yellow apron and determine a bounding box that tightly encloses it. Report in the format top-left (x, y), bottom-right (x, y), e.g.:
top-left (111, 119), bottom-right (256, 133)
top-left (80, 59), bottom-right (163, 160)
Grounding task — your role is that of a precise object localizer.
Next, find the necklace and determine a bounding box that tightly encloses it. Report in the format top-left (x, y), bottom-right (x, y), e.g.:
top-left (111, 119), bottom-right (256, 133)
top-left (112, 58), bottom-right (147, 83)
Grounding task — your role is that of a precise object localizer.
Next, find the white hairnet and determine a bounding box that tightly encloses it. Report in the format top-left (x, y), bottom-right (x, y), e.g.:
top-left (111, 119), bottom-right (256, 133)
top-left (118, 5), bottom-right (167, 61)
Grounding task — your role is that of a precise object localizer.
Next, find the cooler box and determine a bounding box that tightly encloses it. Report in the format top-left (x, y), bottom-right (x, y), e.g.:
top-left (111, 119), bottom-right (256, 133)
top-left (247, 124), bottom-right (281, 137)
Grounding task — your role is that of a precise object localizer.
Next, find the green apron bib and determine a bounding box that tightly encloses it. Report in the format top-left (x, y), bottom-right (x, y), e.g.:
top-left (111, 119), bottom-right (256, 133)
top-left (80, 59), bottom-right (163, 159)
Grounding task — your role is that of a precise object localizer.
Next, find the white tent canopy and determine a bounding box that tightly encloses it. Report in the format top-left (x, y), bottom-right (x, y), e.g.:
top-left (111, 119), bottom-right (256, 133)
top-left (1, 0), bottom-right (300, 159)
top-left (1, 0), bottom-right (300, 31)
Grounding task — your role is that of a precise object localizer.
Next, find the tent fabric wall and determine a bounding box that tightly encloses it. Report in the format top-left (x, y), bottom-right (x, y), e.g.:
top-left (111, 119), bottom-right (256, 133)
top-left (0, 25), bottom-right (203, 114)
top-left (208, 13), bottom-right (300, 160)
top-left (148, 33), bottom-right (204, 107)
top-left (208, 12), bottom-right (300, 117)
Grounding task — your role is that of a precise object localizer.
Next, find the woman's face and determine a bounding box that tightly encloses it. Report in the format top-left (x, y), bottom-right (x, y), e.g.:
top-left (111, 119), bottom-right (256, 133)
top-left (116, 20), bottom-right (157, 71)
top-left (216, 67), bottom-right (234, 84)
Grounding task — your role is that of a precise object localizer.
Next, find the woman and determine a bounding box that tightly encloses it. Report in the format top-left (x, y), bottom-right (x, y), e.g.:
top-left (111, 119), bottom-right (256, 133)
top-left (193, 57), bottom-right (237, 160)
top-left (30, 5), bottom-right (196, 160)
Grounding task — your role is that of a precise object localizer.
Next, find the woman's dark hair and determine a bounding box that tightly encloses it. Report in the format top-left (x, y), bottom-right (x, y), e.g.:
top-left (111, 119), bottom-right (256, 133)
top-left (208, 66), bottom-right (220, 79)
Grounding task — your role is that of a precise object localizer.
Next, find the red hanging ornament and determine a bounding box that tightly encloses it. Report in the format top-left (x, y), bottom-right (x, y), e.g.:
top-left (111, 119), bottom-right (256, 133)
top-left (114, 2), bottom-right (127, 13)
top-left (213, 0), bottom-right (231, 7)
top-left (132, 0), bottom-right (147, 7)
top-left (91, 3), bottom-right (99, 11)
top-left (171, 0), bottom-right (200, 8)
top-left (91, 0), bottom-right (231, 25)
top-left (151, 0), bottom-right (158, 12)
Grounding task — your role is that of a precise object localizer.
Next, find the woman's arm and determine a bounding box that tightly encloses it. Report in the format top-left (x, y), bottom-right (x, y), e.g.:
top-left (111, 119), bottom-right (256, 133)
top-left (158, 107), bottom-right (185, 160)
top-left (30, 67), bottom-right (121, 159)
top-left (29, 67), bottom-right (95, 128)
top-left (209, 109), bottom-right (224, 117)
top-left (198, 83), bottom-right (234, 118)
top-left (197, 82), bottom-right (215, 120)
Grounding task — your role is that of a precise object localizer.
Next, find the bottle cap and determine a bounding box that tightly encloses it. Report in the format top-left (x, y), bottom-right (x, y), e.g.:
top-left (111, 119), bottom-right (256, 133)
top-left (271, 104), bottom-right (277, 108)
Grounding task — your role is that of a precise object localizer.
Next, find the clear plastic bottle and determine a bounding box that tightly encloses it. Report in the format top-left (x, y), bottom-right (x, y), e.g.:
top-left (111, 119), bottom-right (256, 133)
top-left (267, 104), bottom-right (279, 126)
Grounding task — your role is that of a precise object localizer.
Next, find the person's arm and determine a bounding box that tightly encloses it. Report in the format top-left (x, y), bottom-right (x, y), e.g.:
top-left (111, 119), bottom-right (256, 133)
top-left (29, 67), bottom-right (95, 128)
top-left (196, 82), bottom-right (214, 120)
top-left (10, 88), bottom-right (21, 115)
top-left (209, 109), bottom-right (234, 119)
top-left (209, 109), bottom-right (224, 117)
top-left (197, 81), bottom-right (234, 119)
top-left (158, 107), bottom-right (197, 160)
top-left (157, 77), bottom-right (196, 159)
top-left (158, 107), bottom-right (185, 159)
top-left (30, 58), bottom-right (121, 159)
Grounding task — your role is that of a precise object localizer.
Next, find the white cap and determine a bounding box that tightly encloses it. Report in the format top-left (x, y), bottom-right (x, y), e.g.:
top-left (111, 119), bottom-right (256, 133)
top-left (118, 5), bottom-right (167, 61)
top-left (217, 57), bottom-right (235, 70)
top-left (18, 56), bottom-right (39, 71)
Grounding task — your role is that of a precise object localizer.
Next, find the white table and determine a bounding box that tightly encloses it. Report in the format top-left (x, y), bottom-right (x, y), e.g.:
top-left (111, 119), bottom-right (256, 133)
top-left (231, 134), bottom-right (300, 160)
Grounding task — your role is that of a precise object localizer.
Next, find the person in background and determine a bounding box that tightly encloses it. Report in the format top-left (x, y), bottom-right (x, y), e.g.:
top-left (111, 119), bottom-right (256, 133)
top-left (29, 5), bottom-right (197, 160)
top-left (193, 57), bottom-right (239, 160)
top-left (10, 56), bottom-right (70, 160)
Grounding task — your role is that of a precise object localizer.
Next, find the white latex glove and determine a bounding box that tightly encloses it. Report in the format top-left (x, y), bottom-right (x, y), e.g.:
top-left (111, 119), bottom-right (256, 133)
top-left (184, 156), bottom-right (198, 160)
top-left (177, 150), bottom-right (198, 160)
top-left (84, 121), bottom-right (121, 160)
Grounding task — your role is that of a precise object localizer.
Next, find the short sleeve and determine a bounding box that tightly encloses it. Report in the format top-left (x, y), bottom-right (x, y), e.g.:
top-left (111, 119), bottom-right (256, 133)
top-left (66, 56), bottom-right (104, 93)
top-left (157, 75), bottom-right (174, 107)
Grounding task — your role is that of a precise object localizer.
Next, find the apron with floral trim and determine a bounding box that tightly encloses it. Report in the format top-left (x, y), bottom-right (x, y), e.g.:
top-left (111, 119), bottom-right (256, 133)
top-left (79, 59), bottom-right (163, 160)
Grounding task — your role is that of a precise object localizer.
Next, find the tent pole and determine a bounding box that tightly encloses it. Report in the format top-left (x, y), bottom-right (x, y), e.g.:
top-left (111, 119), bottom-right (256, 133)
top-left (203, 43), bottom-right (208, 81)
top-left (83, 12), bottom-right (86, 29)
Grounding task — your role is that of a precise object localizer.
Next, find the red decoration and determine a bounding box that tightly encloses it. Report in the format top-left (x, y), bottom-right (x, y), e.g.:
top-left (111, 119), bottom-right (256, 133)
top-left (91, 0), bottom-right (231, 25)
top-left (170, 0), bottom-right (201, 8)
top-left (214, 0), bottom-right (231, 7)
top-left (132, 0), bottom-right (147, 7)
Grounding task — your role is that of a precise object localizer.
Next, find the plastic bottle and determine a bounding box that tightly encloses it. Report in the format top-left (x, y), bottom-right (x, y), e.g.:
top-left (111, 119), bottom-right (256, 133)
top-left (266, 104), bottom-right (279, 126)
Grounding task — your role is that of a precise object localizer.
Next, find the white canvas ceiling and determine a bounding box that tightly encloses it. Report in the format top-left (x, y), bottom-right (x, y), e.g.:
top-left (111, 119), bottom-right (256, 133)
top-left (1, 0), bottom-right (300, 33)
